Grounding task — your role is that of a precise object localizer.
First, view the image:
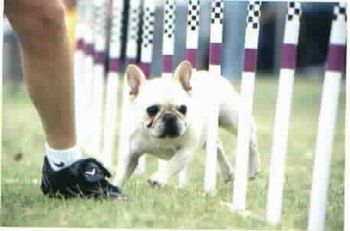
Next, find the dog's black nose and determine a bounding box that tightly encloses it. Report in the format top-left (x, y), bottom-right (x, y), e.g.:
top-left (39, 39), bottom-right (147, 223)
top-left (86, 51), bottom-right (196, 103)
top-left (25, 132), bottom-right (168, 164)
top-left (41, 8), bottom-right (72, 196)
top-left (162, 113), bottom-right (180, 137)
top-left (163, 113), bottom-right (177, 123)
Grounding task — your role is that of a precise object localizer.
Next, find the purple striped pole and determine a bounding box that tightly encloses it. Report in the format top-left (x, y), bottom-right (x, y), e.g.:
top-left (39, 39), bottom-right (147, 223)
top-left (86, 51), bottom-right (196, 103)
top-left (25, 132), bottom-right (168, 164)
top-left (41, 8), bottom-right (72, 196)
top-left (140, 0), bottom-right (156, 79)
top-left (204, 0), bottom-right (224, 195)
top-left (126, 0), bottom-right (142, 65)
top-left (266, 2), bottom-right (302, 224)
top-left (86, 0), bottom-right (109, 156)
top-left (156, 0), bottom-right (177, 177)
top-left (0, 0), bottom-right (3, 207)
top-left (232, 0), bottom-right (261, 210)
top-left (118, 0), bottom-right (143, 175)
top-left (134, 0), bottom-right (156, 173)
top-left (345, 4), bottom-right (349, 231)
top-left (178, 0), bottom-right (200, 187)
top-left (102, 0), bottom-right (125, 166)
top-left (308, 3), bottom-right (346, 231)
top-left (161, 0), bottom-right (176, 78)
top-left (74, 0), bottom-right (87, 147)
top-left (185, 0), bottom-right (200, 69)
top-left (80, 1), bottom-right (96, 153)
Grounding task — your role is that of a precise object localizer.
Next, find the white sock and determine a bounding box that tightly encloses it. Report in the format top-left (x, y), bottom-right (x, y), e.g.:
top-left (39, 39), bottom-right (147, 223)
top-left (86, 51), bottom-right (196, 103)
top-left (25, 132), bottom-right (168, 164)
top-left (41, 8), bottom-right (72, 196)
top-left (45, 143), bottom-right (83, 171)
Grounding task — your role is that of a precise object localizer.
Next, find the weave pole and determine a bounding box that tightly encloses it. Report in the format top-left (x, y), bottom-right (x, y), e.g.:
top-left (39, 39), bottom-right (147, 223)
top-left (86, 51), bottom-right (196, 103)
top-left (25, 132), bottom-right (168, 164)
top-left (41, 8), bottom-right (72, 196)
top-left (232, 1), bottom-right (261, 210)
top-left (134, 0), bottom-right (156, 174)
top-left (266, 2), bottom-right (302, 224)
top-left (157, 0), bottom-right (177, 176)
top-left (74, 0), bottom-right (87, 147)
top-left (118, 0), bottom-right (142, 175)
top-left (87, 0), bottom-right (109, 155)
top-left (80, 1), bottom-right (95, 153)
top-left (178, 0), bottom-right (200, 187)
top-left (345, 5), bottom-right (349, 230)
top-left (307, 3), bottom-right (346, 231)
top-left (204, 0), bottom-right (224, 195)
top-left (0, 0), bottom-right (4, 208)
top-left (102, 0), bottom-right (124, 166)
top-left (161, 0), bottom-right (176, 79)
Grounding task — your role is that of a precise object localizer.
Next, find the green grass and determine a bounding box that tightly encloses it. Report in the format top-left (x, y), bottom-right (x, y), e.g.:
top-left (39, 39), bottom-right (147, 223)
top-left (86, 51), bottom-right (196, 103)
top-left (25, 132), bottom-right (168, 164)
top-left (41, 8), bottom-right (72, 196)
top-left (1, 78), bottom-right (345, 230)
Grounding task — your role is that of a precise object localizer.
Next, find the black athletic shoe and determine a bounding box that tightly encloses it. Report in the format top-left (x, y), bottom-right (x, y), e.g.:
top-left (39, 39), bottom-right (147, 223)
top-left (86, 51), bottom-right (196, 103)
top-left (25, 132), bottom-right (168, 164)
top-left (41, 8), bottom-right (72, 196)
top-left (41, 157), bottom-right (124, 199)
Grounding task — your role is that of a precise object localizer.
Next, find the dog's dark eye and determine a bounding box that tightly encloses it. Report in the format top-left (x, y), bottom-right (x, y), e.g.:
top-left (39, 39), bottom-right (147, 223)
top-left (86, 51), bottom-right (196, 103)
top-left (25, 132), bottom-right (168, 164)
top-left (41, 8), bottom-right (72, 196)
top-left (146, 105), bottom-right (160, 116)
top-left (178, 105), bottom-right (187, 115)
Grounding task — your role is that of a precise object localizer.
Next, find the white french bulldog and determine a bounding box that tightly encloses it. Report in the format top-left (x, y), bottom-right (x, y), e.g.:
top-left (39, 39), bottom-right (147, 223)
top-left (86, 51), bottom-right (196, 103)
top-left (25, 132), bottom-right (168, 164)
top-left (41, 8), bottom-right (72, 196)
top-left (114, 61), bottom-right (259, 187)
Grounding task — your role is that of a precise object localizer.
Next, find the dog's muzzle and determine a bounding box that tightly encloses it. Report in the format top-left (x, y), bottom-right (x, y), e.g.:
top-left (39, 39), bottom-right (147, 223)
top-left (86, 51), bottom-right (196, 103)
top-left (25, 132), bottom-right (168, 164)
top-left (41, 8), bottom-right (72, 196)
top-left (159, 113), bottom-right (180, 138)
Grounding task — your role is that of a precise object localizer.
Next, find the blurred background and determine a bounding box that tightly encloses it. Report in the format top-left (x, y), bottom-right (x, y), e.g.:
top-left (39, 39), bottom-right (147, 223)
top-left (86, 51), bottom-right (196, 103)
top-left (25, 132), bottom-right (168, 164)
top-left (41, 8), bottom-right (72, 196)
top-left (2, 0), bottom-right (345, 82)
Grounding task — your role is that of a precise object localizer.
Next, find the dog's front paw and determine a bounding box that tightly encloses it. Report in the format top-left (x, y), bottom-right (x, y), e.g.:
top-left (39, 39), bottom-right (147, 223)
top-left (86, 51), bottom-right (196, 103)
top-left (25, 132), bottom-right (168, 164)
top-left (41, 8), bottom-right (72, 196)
top-left (147, 174), bottom-right (168, 187)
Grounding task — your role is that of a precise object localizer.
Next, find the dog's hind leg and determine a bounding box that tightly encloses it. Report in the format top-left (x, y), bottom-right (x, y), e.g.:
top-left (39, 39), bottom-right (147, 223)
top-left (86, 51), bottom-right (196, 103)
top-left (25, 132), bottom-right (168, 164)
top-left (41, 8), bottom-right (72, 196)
top-left (217, 139), bottom-right (234, 183)
top-left (219, 106), bottom-right (259, 180)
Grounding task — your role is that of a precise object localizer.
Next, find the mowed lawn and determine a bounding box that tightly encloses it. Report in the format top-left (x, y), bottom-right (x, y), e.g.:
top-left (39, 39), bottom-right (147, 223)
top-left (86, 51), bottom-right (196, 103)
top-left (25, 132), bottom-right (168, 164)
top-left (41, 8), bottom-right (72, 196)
top-left (1, 77), bottom-right (345, 230)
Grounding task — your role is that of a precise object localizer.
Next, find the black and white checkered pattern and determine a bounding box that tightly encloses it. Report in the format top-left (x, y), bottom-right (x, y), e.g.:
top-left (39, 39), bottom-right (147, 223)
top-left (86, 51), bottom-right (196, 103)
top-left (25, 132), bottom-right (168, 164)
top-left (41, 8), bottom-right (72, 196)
top-left (142, 6), bottom-right (155, 48)
top-left (211, 0), bottom-right (224, 24)
top-left (187, 0), bottom-right (200, 31)
top-left (110, 9), bottom-right (122, 44)
top-left (164, 0), bottom-right (176, 39)
top-left (246, 1), bottom-right (261, 29)
top-left (287, 2), bottom-right (302, 21)
top-left (128, 8), bottom-right (141, 41)
top-left (333, 2), bottom-right (347, 22)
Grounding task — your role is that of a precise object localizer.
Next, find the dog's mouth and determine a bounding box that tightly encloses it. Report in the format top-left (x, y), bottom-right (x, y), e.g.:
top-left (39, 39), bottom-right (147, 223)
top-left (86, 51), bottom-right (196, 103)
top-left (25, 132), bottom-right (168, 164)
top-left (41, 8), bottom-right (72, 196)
top-left (158, 113), bottom-right (183, 138)
top-left (158, 126), bottom-right (181, 138)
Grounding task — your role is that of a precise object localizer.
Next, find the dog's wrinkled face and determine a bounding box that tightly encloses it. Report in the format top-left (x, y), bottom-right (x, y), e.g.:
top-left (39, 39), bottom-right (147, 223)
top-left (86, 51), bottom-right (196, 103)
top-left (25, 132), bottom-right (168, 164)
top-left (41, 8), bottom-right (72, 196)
top-left (126, 61), bottom-right (193, 139)
top-left (144, 102), bottom-right (188, 138)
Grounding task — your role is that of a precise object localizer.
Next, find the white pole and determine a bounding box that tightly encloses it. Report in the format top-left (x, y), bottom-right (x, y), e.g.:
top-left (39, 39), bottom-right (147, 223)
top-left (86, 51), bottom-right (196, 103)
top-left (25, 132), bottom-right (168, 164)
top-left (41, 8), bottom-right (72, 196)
top-left (88, 0), bottom-right (109, 156)
top-left (179, 0), bottom-right (200, 187)
top-left (136, 0), bottom-right (156, 175)
top-left (158, 0), bottom-right (176, 176)
top-left (102, 0), bottom-right (124, 166)
top-left (232, 0), bottom-right (261, 210)
top-left (80, 1), bottom-right (95, 153)
top-left (74, 0), bottom-right (87, 148)
top-left (0, 0), bottom-right (4, 208)
top-left (307, 3), bottom-right (346, 231)
top-left (266, 2), bottom-right (302, 224)
top-left (204, 0), bottom-right (224, 195)
top-left (118, 0), bottom-right (142, 175)
top-left (345, 4), bottom-right (350, 231)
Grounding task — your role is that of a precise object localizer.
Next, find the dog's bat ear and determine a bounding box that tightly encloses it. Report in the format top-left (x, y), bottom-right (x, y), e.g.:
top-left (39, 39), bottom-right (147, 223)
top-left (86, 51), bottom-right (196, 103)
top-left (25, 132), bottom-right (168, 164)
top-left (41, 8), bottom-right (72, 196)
top-left (126, 64), bottom-right (146, 96)
top-left (174, 60), bottom-right (192, 92)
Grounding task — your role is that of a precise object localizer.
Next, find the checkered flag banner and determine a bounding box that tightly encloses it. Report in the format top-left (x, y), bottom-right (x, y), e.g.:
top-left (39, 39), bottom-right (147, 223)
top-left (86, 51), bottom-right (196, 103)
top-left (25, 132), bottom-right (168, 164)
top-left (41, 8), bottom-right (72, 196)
top-left (282, 2), bottom-right (302, 46)
top-left (187, 0), bottom-right (200, 32)
top-left (109, 0), bottom-right (124, 72)
top-left (246, 1), bottom-right (261, 30)
top-left (186, 0), bottom-right (200, 52)
top-left (333, 2), bottom-right (347, 22)
top-left (209, 0), bottom-right (224, 44)
top-left (93, 0), bottom-right (107, 54)
top-left (186, 0), bottom-right (200, 67)
top-left (325, 2), bottom-right (346, 71)
top-left (140, 0), bottom-right (156, 77)
top-left (244, 0), bottom-right (261, 49)
top-left (286, 2), bottom-right (302, 22)
top-left (328, 2), bottom-right (346, 46)
top-left (162, 0), bottom-right (176, 55)
top-left (211, 0), bottom-right (223, 25)
top-left (141, 0), bottom-right (156, 51)
top-left (126, 0), bottom-right (141, 63)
